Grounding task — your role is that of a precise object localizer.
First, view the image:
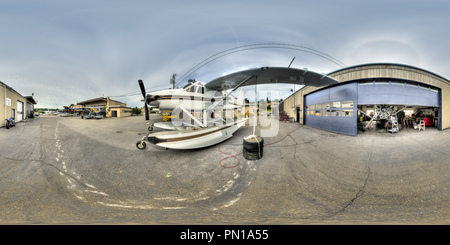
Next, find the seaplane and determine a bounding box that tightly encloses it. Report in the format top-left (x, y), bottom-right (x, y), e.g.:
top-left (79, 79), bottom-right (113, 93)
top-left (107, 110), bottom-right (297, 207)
top-left (136, 66), bottom-right (338, 150)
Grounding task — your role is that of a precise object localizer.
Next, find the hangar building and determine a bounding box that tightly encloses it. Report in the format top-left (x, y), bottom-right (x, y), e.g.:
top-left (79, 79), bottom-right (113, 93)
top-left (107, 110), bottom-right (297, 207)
top-left (280, 63), bottom-right (450, 136)
top-left (76, 96), bottom-right (132, 118)
top-left (1, 81), bottom-right (36, 127)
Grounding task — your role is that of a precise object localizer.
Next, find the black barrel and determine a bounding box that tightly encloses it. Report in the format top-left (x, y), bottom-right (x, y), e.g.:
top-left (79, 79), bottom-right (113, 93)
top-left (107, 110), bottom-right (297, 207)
top-left (243, 136), bottom-right (264, 160)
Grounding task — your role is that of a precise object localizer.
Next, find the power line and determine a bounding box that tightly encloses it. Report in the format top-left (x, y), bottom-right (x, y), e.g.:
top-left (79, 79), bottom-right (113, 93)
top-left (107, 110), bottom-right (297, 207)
top-left (175, 43), bottom-right (346, 87)
top-left (112, 43), bottom-right (347, 97)
top-left (109, 84), bottom-right (172, 98)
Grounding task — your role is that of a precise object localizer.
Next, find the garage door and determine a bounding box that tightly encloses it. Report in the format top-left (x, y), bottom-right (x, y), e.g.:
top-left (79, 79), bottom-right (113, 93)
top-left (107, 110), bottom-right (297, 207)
top-left (358, 80), bottom-right (440, 107)
top-left (17, 100), bottom-right (24, 121)
top-left (304, 82), bottom-right (358, 136)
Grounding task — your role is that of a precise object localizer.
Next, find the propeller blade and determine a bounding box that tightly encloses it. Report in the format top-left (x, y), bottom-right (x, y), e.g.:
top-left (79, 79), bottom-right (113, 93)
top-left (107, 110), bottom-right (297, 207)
top-left (138, 80), bottom-right (146, 98)
top-left (139, 80), bottom-right (150, 120)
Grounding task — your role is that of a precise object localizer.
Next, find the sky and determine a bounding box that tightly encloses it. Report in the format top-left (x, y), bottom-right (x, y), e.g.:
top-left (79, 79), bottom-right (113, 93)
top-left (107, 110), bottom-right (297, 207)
top-left (1, 0), bottom-right (450, 109)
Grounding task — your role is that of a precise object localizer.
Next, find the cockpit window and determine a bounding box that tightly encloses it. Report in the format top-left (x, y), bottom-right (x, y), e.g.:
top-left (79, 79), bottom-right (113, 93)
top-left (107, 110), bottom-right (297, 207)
top-left (196, 86), bottom-right (204, 94)
top-left (183, 84), bottom-right (194, 92)
top-left (183, 82), bottom-right (204, 93)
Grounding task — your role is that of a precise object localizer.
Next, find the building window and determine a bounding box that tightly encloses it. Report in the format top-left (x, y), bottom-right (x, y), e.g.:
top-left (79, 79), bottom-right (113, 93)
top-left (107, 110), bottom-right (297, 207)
top-left (323, 110), bottom-right (330, 116)
top-left (331, 110), bottom-right (340, 117)
top-left (323, 103), bottom-right (330, 110)
top-left (341, 100), bottom-right (353, 108)
top-left (391, 81), bottom-right (404, 86)
top-left (331, 102), bottom-right (340, 109)
top-left (315, 104), bottom-right (322, 110)
top-left (359, 81), bottom-right (373, 86)
top-left (342, 109), bottom-right (353, 117)
top-left (315, 110), bottom-right (322, 116)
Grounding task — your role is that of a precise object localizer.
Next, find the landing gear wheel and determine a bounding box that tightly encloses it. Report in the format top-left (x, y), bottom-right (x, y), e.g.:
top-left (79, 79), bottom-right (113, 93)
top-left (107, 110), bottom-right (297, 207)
top-left (136, 141), bottom-right (146, 150)
top-left (148, 126), bottom-right (153, 131)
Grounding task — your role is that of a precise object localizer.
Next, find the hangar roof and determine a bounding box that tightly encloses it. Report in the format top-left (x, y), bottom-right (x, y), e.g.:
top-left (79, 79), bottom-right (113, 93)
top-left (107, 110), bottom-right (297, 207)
top-left (1, 81), bottom-right (25, 98)
top-left (77, 97), bottom-right (125, 105)
top-left (328, 63), bottom-right (450, 84)
top-left (25, 96), bottom-right (37, 104)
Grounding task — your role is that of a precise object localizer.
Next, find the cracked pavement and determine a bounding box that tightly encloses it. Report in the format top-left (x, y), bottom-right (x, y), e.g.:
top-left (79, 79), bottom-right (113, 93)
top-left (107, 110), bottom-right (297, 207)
top-left (1, 115), bottom-right (450, 224)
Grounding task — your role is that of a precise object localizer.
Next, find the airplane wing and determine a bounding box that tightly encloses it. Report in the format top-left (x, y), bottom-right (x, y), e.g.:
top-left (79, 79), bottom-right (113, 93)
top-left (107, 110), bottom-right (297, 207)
top-left (205, 67), bottom-right (338, 91)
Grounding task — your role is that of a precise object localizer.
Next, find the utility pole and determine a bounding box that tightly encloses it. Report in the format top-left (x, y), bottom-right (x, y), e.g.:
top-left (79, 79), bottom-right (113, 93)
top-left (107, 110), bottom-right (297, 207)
top-left (170, 73), bottom-right (177, 89)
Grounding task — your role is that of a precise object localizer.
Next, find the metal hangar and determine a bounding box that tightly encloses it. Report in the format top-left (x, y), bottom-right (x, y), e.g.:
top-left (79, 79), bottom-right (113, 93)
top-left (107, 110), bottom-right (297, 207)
top-left (76, 96), bottom-right (132, 118)
top-left (280, 63), bottom-right (450, 136)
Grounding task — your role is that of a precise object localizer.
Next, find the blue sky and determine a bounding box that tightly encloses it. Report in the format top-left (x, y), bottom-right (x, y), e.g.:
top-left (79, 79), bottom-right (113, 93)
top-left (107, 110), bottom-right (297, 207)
top-left (2, 0), bottom-right (450, 108)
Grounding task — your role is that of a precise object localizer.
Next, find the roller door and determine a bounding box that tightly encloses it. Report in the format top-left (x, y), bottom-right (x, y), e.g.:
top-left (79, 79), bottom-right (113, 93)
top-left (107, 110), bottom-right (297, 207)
top-left (358, 80), bottom-right (439, 107)
top-left (17, 100), bottom-right (24, 121)
top-left (304, 83), bottom-right (358, 136)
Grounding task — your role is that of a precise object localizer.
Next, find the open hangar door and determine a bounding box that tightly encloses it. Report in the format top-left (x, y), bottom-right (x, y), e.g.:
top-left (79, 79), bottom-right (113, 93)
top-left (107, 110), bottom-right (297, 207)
top-left (356, 79), bottom-right (441, 133)
top-left (358, 105), bottom-right (440, 133)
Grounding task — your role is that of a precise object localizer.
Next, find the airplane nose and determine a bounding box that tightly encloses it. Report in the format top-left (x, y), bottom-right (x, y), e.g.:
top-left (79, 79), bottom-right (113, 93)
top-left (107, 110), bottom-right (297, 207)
top-left (147, 95), bottom-right (160, 107)
top-left (146, 94), bottom-right (156, 103)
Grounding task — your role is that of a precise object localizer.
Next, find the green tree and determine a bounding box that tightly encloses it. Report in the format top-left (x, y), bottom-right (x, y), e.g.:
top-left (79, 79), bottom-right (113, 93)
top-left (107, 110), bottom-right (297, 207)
top-left (131, 107), bottom-right (141, 115)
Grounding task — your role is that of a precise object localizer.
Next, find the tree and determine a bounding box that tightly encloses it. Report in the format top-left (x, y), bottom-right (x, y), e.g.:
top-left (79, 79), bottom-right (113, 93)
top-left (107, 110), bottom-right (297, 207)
top-left (131, 107), bottom-right (141, 115)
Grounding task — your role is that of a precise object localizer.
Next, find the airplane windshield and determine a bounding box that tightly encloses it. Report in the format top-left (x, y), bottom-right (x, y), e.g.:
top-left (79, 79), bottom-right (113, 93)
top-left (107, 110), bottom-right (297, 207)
top-left (182, 84), bottom-right (197, 93)
top-left (182, 82), bottom-right (204, 93)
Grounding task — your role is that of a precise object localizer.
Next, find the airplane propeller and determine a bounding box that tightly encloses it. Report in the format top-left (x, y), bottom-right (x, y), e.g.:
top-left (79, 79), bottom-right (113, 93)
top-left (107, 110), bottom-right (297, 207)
top-left (138, 80), bottom-right (150, 120)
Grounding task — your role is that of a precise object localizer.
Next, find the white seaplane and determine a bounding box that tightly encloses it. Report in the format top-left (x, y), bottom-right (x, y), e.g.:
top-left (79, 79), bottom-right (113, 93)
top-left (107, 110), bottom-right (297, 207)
top-left (136, 66), bottom-right (338, 150)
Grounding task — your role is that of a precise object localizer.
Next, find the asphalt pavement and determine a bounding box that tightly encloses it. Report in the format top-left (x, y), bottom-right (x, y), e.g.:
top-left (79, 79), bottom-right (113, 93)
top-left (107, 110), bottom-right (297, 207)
top-left (1, 114), bottom-right (449, 224)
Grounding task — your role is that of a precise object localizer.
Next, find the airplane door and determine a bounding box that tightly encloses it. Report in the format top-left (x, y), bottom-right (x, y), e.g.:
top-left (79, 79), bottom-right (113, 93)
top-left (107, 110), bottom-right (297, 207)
top-left (17, 100), bottom-right (24, 121)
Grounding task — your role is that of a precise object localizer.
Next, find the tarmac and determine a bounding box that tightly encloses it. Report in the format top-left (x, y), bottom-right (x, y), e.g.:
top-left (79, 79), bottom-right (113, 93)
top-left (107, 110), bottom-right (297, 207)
top-left (1, 114), bottom-right (450, 224)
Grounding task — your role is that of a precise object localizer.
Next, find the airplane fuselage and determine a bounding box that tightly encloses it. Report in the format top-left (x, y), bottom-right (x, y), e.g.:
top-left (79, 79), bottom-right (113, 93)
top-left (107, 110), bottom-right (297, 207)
top-left (147, 81), bottom-right (243, 112)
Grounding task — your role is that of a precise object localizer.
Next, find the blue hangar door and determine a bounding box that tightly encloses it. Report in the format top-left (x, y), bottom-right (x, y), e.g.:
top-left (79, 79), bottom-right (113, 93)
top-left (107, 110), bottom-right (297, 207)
top-left (304, 82), bottom-right (358, 136)
top-left (357, 80), bottom-right (440, 107)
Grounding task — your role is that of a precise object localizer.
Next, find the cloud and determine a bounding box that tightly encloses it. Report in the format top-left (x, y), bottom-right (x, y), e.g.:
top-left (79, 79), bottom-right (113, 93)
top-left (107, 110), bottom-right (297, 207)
top-left (1, 0), bottom-right (450, 108)
top-left (350, 40), bottom-right (422, 66)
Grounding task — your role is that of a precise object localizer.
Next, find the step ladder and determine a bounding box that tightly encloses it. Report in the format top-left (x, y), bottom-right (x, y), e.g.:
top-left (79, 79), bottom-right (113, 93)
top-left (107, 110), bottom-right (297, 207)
top-left (418, 119), bottom-right (425, 131)
top-left (387, 116), bottom-right (399, 134)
